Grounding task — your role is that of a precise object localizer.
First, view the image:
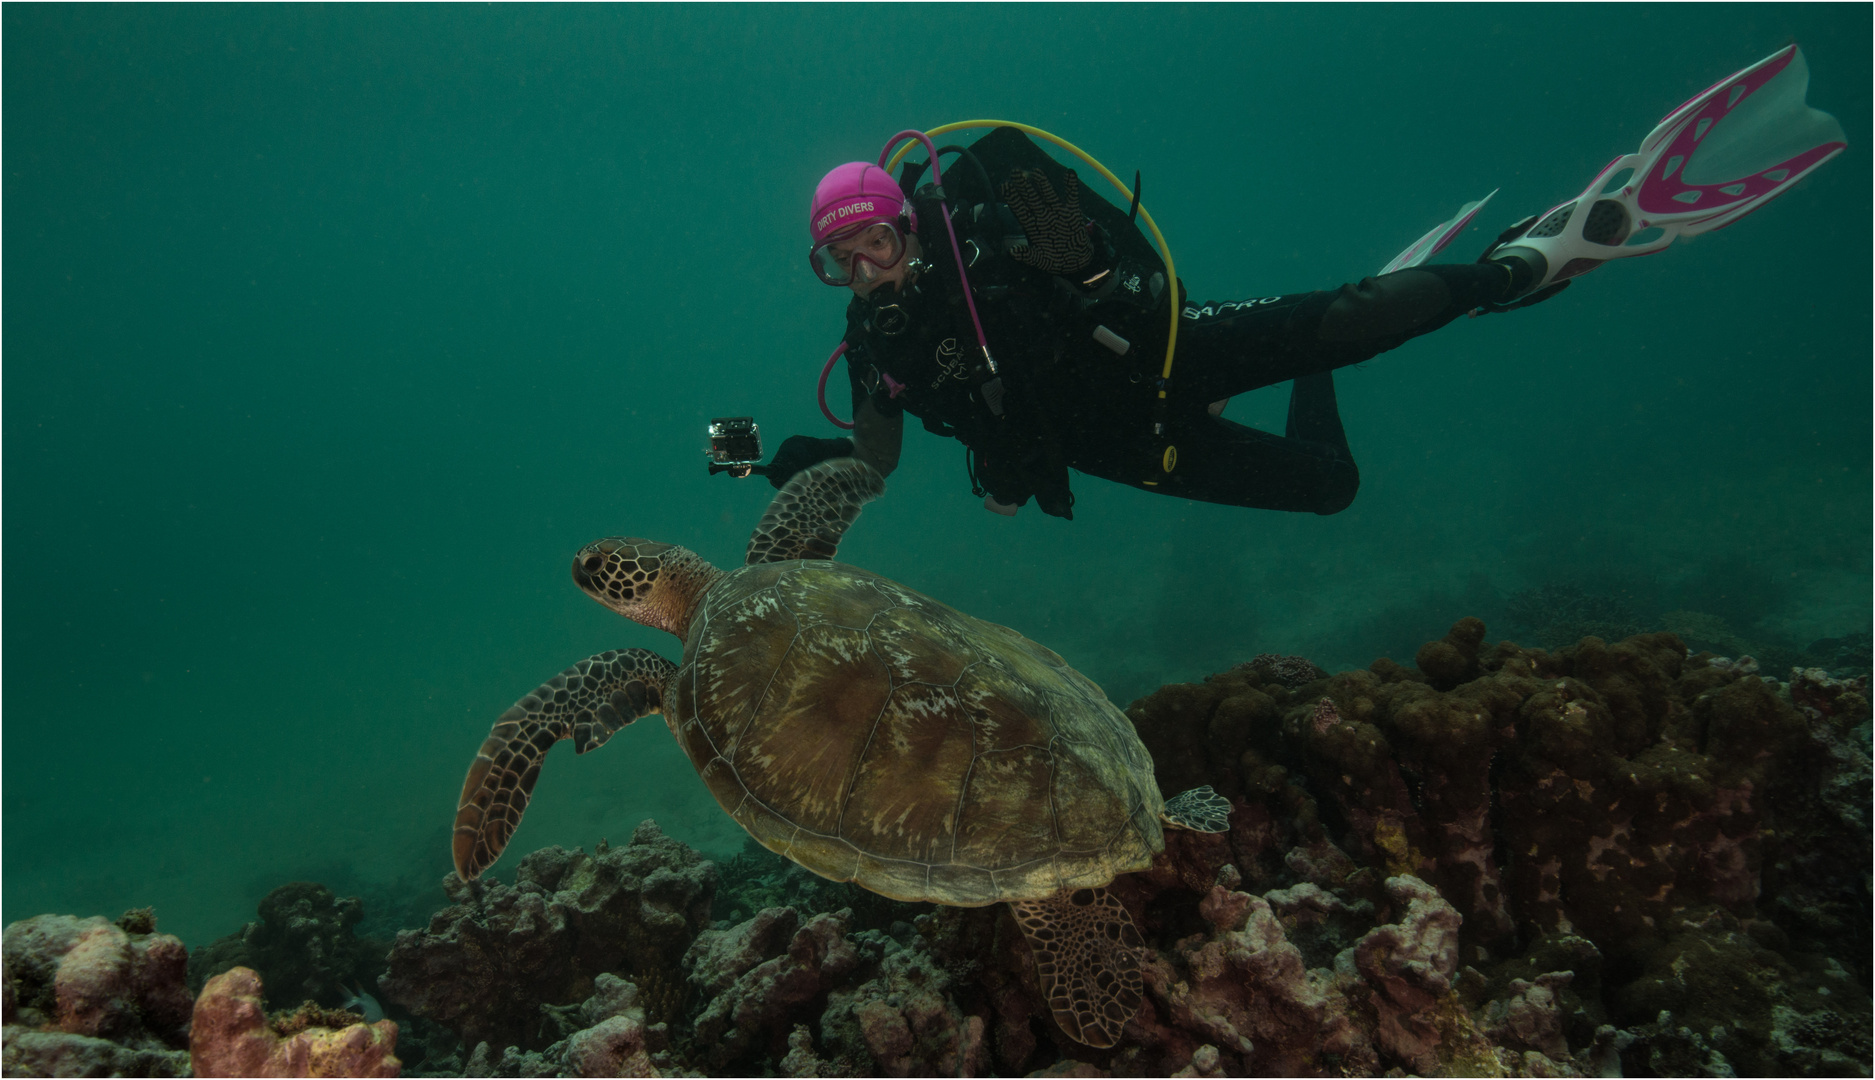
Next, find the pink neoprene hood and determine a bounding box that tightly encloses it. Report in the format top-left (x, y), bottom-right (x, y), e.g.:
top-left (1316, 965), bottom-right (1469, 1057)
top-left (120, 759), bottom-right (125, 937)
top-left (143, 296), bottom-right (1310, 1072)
top-left (808, 162), bottom-right (913, 243)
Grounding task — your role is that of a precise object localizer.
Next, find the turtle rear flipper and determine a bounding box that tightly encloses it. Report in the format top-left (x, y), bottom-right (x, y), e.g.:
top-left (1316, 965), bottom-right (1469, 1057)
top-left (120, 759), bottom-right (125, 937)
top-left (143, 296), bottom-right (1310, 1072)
top-left (1162, 785), bottom-right (1232, 833)
top-left (1010, 888), bottom-right (1144, 1049)
top-left (746, 458), bottom-right (885, 566)
top-left (452, 648), bottom-right (676, 880)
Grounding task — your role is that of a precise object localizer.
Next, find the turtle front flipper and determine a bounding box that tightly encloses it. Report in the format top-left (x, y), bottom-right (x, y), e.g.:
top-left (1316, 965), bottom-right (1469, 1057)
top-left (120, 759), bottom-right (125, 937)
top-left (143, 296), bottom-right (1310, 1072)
top-left (452, 648), bottom-right (676, 880)
top-left (1162, 785), bottom-right (1232, 833)
top-left (1009, 888), bottom-right (1145, 1049)
top-left (745, 458), bottom-right (885, 566)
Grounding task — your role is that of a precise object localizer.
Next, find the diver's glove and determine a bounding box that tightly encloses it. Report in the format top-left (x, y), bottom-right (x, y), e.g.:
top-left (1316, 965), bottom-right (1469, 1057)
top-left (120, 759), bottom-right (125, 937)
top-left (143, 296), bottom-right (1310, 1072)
top-left (765, 435), bottom-right (853, 490)
top-left (1470, 214), bottom-right (1572, 316)
top-left (1001, 168), bottom-right (1102, 283)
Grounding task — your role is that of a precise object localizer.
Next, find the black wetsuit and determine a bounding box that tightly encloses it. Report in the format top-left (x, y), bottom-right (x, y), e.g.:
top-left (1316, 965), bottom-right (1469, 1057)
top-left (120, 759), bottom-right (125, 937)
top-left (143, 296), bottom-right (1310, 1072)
top-left (836, 129), bottom-right (1519, 519)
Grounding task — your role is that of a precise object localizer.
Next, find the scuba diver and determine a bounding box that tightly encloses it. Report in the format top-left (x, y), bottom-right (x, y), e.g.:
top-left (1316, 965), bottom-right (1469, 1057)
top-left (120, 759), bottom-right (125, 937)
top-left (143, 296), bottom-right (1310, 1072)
top-left (759, 47), bottom-right (1845, 520)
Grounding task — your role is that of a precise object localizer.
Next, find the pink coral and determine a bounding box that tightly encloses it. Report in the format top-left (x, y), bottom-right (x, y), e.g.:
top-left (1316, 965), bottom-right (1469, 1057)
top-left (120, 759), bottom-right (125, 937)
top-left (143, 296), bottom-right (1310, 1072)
top-left (189, 967), bottom-right (399, 1078)
top-left (1344, 875), bottom-right (1463, 1073)
top-left (2, 913), bottom-right (193, 1046)
top-left (1129, 882), bottom-right (1378, 1075)
top-left (1483, 972), bottom-right (1573, 1061)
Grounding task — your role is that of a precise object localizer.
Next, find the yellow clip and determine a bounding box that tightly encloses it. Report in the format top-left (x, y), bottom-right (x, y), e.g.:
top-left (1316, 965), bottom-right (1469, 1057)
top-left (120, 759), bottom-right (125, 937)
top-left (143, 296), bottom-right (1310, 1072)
top-left (1162, 445), bottom-right (1178, 473)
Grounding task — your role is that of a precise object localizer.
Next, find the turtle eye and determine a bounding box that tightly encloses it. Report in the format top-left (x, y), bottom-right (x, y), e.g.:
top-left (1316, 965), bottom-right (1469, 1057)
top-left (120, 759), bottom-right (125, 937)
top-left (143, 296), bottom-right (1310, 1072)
top-left (581, 554), bottom-right (605, 575)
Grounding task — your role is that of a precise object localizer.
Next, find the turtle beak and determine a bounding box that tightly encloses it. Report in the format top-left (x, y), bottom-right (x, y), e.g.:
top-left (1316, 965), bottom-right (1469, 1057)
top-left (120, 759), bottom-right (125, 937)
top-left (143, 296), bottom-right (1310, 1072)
top-left (571, 542), bottom-right (619, 600)
top-left (572, 548), bottom-right (606, 590)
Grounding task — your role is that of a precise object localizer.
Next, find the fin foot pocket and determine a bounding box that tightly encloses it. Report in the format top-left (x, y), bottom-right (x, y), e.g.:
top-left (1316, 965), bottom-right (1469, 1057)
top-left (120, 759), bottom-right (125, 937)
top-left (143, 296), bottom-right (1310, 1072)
top-left (1582, 199), bottom-right (1631, 245)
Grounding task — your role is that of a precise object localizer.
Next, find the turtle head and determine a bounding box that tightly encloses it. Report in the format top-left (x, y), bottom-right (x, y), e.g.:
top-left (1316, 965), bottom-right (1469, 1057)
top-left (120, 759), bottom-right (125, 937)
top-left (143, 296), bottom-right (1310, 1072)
top-left (572, 538), bottom-right (721, 639)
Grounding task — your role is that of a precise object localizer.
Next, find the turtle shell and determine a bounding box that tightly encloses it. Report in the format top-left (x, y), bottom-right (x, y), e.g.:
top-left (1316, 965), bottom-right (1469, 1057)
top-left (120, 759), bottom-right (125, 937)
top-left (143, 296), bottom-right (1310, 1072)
top-left (668, 559), bottom-right (1164, 906)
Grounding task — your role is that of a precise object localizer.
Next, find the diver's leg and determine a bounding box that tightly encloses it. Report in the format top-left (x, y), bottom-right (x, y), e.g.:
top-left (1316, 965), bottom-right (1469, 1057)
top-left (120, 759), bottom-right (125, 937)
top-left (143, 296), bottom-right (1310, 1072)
top-left (1285, 371), bottom-right (1350, 458)
top-left (1073, 414), bottom-right (1358, 515)
top-left (1175, 263), bottom-right (1518, 402)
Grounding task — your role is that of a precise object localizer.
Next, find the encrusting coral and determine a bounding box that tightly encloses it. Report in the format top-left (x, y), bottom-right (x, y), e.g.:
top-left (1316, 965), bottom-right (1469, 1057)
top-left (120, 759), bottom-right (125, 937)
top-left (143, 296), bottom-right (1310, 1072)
top-left (0, 910), bottom-right (194, 1077)
top-left (1115, 618), bottom-right (1871, 1075)
top-left (187, 880), bottom-right (391, 1010)
top-left (189, 965), bottom-right (400, 1077)
top-left (380, 819), bottom-right (717, 1053)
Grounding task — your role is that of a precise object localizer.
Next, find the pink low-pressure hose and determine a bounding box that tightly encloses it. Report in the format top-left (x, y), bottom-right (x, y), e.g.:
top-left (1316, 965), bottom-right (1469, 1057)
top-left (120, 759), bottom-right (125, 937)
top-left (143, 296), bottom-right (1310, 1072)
top-left (817, 341), bottom-right (855, 429)
top-left (877, 129), bottom-right (997, 374)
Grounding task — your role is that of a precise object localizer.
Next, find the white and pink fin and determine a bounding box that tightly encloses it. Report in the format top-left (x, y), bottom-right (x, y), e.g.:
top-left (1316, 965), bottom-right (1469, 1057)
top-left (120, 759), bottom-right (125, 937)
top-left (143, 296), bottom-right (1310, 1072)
top-left (1378, 190), bottom-right (1498, 275)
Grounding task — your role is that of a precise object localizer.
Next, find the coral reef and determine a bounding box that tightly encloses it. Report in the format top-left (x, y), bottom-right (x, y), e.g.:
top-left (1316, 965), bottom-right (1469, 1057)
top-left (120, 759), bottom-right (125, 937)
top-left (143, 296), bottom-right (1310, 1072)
top-left (188, 881), bottom-right (392, 1010)
top-left (445, 973), bottom-right (660, 1078)
top-left (1761, 665), bottom-right (1873, 988)
top-left (1231, 653), bottom-right (1328, 689)
top-left (685, 906), bottom-right (861, 1070)
top-left (190, 966), bottom-right (400, 1077)
top-left (1, 909), bottom-right (193, 1077)
top-left (1117, 618), bottom-right (1872, 1075)
top-left (380, 819), bottom-right (717, 1052)
top-left (14, 620), bottom-right (1864, 1077)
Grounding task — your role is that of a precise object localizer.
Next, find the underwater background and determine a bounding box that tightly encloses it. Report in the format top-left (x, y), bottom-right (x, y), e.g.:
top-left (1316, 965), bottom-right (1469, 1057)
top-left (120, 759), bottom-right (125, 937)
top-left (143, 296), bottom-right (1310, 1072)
top-left (4, 4), bottom-right (1868, 950)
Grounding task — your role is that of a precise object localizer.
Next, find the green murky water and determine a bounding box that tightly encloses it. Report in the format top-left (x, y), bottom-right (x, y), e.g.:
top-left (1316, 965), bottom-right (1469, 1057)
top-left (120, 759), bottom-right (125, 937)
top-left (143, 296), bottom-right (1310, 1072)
top-left (5, 4), bottom-right (1868, 946)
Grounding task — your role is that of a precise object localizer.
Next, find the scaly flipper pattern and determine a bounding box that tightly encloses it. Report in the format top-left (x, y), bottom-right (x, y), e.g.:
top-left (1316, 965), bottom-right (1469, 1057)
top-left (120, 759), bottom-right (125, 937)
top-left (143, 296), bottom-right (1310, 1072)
top-left (1009, 887), bottom-right (1144, 1048)
top-left (745, 458), bottom-right (885, 566)
top-left (452, 648), bottom-right (675, 879)
top-left (1162, 785), bottom-right (1233, 833)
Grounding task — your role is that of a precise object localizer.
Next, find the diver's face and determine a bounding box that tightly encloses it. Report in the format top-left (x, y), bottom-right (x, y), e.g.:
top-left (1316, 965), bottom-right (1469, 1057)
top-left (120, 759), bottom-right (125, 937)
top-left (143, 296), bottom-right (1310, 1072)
top-left (847, 233), bottom-right (922, 299)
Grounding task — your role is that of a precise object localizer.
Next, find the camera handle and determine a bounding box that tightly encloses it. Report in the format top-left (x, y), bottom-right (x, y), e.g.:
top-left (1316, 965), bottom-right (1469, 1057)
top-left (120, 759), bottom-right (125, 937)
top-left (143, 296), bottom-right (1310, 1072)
top-left (707, 462), bottom-right (771, 479)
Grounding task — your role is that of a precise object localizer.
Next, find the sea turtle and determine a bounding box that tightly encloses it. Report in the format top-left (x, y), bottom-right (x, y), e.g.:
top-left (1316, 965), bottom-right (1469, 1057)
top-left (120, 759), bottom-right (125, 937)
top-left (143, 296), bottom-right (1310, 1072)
top-left (452, 458), bottom-right (1230, 1047)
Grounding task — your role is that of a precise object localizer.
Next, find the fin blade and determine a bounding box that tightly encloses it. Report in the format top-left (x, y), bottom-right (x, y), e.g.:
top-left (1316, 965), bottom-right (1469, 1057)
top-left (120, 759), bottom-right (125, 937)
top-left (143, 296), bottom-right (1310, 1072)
top-left (1491, 45), bottom-right (1843, 294)
top-left (1635, 46), bottom-right (1846, 230)
top-left (1379, 190), bottom-right (1497, 275)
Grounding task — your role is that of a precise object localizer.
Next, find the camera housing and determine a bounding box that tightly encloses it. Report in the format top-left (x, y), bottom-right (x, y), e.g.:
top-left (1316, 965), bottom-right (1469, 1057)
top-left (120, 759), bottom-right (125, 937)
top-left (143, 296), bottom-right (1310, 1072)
top-left (706, 417), bottom-right (763, 478)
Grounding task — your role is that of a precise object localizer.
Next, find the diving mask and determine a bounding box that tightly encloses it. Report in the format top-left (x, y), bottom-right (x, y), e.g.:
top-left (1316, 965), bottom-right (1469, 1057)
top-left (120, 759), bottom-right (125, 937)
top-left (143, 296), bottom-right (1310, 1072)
top-left (809, 220), bottom-right (909, 287)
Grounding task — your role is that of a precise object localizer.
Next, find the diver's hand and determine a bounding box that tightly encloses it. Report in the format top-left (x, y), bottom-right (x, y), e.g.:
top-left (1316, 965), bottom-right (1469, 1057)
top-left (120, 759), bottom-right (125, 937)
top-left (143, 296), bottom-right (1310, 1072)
top-left (765, 435), bottom-right (853, 490)
top-left (1002, 168), bottom-right (1097, 278)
